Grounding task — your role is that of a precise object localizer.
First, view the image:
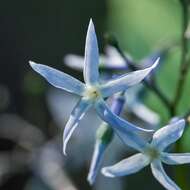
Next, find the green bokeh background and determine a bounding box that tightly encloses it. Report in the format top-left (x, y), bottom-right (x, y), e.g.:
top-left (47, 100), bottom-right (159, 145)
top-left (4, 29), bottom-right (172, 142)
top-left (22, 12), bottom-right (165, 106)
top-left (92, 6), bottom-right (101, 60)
top-left (108, 0), bottom-right (190, 153)
top-left (0, 0), bottom-right (190, 189)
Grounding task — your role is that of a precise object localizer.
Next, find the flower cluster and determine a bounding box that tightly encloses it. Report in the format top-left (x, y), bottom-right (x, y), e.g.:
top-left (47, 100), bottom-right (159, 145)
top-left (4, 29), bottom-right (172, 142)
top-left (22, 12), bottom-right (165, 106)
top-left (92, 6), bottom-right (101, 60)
top-left (30, 20), bottom-right (190, 190)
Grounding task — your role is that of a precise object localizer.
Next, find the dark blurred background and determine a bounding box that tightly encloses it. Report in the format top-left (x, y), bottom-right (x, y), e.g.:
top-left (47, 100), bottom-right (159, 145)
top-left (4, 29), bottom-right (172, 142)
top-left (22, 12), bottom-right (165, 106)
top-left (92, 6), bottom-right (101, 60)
top-left (0, 0), bottom-right (190, 190)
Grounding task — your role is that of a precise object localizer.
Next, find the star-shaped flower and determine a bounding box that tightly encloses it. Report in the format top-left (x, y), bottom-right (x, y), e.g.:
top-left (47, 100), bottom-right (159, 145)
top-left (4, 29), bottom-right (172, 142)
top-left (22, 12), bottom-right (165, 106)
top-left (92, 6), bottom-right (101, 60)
top-left (65, 43), bottom-right (161, 126)
top-left (101, 113), bottom-right (190, 190)
top-left (29, 19), bottom-right (158, 155)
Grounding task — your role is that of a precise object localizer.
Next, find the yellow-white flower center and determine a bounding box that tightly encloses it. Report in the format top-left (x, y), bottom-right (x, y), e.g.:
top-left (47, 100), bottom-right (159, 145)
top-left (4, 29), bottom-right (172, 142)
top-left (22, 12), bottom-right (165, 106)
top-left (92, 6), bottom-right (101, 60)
top-left (84, 86), bottom-right (101, 100)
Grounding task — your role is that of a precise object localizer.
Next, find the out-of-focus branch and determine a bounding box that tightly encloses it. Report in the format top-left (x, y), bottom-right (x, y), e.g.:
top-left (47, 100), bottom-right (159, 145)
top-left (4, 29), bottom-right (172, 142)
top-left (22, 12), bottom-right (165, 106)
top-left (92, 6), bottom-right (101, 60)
top-left (107, 37), bottom-right (173, 115)
top-left (172, 0), bottom-right (189, 115)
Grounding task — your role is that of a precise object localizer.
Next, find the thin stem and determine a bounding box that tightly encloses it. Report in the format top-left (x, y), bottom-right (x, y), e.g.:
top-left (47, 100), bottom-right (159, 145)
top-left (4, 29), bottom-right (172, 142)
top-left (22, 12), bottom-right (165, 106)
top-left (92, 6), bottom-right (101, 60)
top-left (172, 0), bottom-right (189, 115)
top-left (113, 42), bottom-right (173, 116)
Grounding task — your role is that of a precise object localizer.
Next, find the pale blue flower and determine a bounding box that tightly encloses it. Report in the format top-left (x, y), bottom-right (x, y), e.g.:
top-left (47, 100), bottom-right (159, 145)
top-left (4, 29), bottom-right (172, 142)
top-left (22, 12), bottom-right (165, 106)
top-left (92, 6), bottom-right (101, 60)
top-left (65, 45), bottom-right (161, 126)
top-left (101, 116), bottom-right (189, 190)
top-left (29, 19), bottom-right (158, 155)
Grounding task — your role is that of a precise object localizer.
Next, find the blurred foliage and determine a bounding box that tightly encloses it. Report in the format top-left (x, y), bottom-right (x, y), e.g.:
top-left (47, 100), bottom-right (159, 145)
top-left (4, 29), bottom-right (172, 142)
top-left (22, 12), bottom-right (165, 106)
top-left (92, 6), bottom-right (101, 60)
top-left (108, 0), bottom-right (190, 122)
top-left (108, 0), bottom-right (190, 182)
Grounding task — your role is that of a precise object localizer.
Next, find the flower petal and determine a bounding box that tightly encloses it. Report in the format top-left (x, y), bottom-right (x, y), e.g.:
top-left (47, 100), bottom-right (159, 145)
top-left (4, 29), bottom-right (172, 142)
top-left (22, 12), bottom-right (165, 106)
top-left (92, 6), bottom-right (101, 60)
top-left (29, 61), bottom-right (85, 95)
top-left (63, 98), bottom-right (91, 155)
top-left (64, 54), bottom-right (84, 70)
top-left (87, 140), bottom-right (106, 185)
top-left (161, 153), bottom-right (190, 165)
top-left (100, 58), bottom-right (159, 97)
top-left (151, 160), bottom-right (181, 190)
top-left (152, 119), bottom-right (185, 151)
top-left (95, 100), bottom-right (150, 151)
top-left (102, 153), bottom-right (149, 178)
top-left (84, 19), bottom-right (99, 85)
top-left (131, 102), bottom-right (160, 127)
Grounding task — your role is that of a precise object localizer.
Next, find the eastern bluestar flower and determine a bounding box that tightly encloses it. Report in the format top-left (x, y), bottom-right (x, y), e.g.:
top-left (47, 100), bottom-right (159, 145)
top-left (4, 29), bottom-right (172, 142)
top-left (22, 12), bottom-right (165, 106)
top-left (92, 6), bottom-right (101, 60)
top-left (65, 43), bottom-right (161, 126)
top-left (29, 19), bottom-right (158, 155)
top-left (101, 115), bottom-right (189, 190)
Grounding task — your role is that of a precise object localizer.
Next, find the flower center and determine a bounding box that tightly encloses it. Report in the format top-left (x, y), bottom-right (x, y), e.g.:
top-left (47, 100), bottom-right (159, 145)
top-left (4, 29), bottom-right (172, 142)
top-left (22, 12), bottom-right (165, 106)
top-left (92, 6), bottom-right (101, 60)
top-left (84, 86), bottom-right (101, 100)
top-left (144, 146), bottom-right (160, 161)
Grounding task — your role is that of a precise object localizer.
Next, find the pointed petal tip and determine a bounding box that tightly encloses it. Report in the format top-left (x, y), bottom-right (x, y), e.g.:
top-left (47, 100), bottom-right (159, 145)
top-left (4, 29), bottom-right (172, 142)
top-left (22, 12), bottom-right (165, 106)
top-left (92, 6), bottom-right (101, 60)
top-left (89, 18), bottom-right (93, 25)
top-left (101, 168), bottom-right (115, 178)
top-left (179, 118), bottom-right (186, 125)
top-left (29, 60), bottom-right (37, 68)
top-left (169, 118), bottom-right (186, 129)
top-left (88, 18), bottom-right (95, 32)
top-left (63, 136), bottom-right (68, 156)
top-left (62, 144), bottom-right (67, 156)
top-left (87, 174), bottom-right (95, 186)
top-left (152, 57), bottom-right (160, 69)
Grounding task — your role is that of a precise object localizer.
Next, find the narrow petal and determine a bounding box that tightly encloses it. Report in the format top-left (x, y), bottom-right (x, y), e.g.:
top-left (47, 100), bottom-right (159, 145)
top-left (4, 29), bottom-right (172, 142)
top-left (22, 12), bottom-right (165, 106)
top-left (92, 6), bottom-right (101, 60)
top-left (140, 51), bottom-right (162, 68)
top-left (95, 100), bottom-right (150, 151)
top-left (100, 58), bottom-right (159, 97)
top-left (29, 61), bottom-right (85, 95)
top-left (87, 140), bottom-right (106, 185)
top-left (151, 160), bottom-right (181, 190)
top-left (110, 95), bottom-right (125, 115)
top-left (64, 54), bottom-right (84, 70)
top-left (102, 153), bottom-right (149, 178)
top-left (152, 119), bottom-right (185, 151)
top-left (161, 153), bottom-right (190, 165)
top-left (63, 98), bottom-right (91, 155)
top-left (84, 19), bottom-right (99, 85)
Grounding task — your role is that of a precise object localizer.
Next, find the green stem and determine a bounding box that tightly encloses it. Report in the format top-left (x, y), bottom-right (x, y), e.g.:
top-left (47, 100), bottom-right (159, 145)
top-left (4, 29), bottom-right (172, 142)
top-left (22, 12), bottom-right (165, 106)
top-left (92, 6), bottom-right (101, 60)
top-left (172, 0), bottom-right (189, 115)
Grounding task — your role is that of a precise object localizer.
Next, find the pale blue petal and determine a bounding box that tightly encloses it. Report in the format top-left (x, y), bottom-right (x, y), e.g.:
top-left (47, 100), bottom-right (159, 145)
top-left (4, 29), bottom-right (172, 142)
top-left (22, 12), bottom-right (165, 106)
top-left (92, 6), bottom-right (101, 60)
top-left (140, 51), bottom-right (161, 68)
top-left (87, 140), bottom-right (106, 185)
top-left (102, 153), bottom-right (149, 177)
top-left (84, 19), bottom-right (99, 85)
top-left (29, 61), bottom-right (85, 95)
top-left (152, 119), bottom-right (185, 151)
top-left (100, 58), bottom-right (159, 97)
top-left (161, 153), bottom-right (190, 165)
top-left (64, 54), bottom-right (84, 70)
top-left (130, 101), bottom-right (160, 126)
top-left (110, 95), bottom-right (125, 115)
top-left (95, 100), bottom-right (150, 151)
top-left (169, 117), bottom-right (181, 124)
top-left (151, 160), bottom-right (181, 190)
top-left (63, 98), bottom-right (92, 155)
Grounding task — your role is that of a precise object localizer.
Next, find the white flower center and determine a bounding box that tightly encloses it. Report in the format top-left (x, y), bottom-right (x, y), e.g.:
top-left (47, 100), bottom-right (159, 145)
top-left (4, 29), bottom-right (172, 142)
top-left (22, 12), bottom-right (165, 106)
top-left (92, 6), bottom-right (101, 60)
top-left (84, 86), bottom-right (101, 100)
